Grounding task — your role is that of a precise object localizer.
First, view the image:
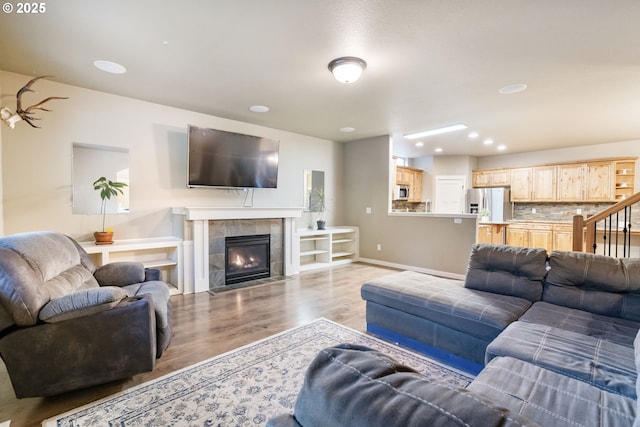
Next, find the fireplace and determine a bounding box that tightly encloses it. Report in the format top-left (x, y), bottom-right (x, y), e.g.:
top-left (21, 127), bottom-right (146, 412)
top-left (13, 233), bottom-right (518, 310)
top-left (225, 234), bottom-right (271, 285)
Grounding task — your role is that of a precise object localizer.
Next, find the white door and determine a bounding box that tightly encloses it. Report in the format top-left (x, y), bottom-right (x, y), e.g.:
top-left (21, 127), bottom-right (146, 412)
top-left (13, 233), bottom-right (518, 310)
top-left (435, 176), bottom-right (466, 214)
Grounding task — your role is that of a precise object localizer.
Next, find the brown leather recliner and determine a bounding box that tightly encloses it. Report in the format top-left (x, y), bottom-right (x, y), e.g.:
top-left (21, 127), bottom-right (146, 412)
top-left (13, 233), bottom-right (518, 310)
top-left (0, 231), bottom-right (173, 398)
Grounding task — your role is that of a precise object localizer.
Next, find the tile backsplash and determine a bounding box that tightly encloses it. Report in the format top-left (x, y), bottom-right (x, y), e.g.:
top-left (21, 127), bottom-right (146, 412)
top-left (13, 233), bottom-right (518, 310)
top-left (514, 202), bottom-right (640, 229)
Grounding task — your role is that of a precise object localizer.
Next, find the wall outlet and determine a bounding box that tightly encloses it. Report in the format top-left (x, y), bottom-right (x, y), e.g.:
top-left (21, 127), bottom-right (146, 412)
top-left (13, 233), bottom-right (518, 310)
top-left (454, 218), bottom-right (462, 224)
top-left (576, 208), bottom-right (582, 215)
top-left (376, 244), bottom-right (382, 251)
top-left (366, 207), bottom-right (372, 214)
top-left (532, 208), bottom-right (536, 214)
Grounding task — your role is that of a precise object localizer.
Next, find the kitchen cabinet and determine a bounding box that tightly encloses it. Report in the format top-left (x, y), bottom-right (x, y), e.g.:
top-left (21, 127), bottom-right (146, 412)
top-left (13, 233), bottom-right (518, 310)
top-left (557, 164), bottom-right (585, 201)
top-left (510, 168), bottom-right (532, 201)
top-left (475, 157), bottom-right (636, 203)
top-left (396, 166), bottom-right (423, 202)
top-left (552, 224), bottom-right (574, 252)
top-left (532, 166), bottom-right (557, 201)
top-left (506, 223), bottom-right (553, 252)
top-left (477, 223), bottom-right (506, 244)
top-left (585, 161), bottom-right (614, 201)
top-left (472, 169), bottom-right (510, 188)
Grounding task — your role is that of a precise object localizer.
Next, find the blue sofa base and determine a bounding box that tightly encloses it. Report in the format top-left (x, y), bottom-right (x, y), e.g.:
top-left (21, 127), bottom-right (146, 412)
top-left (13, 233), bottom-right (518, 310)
top-left (366, 323), bottom-right (483, 375)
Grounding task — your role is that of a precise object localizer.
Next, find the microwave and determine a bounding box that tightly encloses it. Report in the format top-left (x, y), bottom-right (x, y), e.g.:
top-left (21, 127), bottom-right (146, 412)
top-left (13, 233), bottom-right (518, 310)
top-left (396, 185), bottom-right (409, 200)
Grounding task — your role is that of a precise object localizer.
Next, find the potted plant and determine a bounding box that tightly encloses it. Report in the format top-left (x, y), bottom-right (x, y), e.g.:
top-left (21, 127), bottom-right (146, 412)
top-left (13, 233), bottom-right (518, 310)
top-left (480, 209), bottom-right (491, 222)
top-left (93, 176), bottom-right (128, 244)
top-left (310, 188), bottom-right (326, 230)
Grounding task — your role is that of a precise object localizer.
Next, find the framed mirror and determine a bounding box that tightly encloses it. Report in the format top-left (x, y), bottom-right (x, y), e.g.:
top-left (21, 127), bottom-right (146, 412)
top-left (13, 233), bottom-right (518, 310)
top-left (303, 169), bottom-right (325, 212)
top-left (72, 143), bottom-right (130, 214)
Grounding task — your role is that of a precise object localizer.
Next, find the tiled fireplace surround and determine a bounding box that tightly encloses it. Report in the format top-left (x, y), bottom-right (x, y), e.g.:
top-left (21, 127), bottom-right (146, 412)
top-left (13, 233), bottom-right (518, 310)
top-left (173, 207), bottom-right (302, 293)
top-left (208, 219), bottom-right (283, 289)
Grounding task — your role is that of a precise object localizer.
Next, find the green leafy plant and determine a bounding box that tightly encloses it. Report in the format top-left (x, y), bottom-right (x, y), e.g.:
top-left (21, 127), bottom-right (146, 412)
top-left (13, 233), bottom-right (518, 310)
top-left (93, 176), bottom-right (128, 232)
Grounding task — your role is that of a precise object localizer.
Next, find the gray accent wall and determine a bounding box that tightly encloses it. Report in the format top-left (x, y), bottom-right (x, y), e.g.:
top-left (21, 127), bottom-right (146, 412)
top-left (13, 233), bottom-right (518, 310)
top-left (344, 136), bottom-right (477, 276)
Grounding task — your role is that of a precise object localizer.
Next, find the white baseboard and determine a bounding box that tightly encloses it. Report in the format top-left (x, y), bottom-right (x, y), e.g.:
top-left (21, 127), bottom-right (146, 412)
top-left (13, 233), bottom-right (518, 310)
top-left (357, 257), bottom-right (465, 280)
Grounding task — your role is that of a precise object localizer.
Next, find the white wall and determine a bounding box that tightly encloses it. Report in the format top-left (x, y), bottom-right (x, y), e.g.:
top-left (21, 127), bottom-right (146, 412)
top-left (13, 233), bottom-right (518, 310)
top-left (0, 71), bottom-right (343, 241)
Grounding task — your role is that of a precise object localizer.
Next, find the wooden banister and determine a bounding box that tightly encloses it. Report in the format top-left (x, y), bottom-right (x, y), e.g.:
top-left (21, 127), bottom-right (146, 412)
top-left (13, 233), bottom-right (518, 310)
top-left (573, 191), bottom-right (640, 253)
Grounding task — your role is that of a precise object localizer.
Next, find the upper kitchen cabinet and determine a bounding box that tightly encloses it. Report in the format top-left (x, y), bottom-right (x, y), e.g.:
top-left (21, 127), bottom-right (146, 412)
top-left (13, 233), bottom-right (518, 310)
top-left (532, 166), bottom-right (557, 201)
top-left (585, 161), bottom-right (614, 201)
top-left (472, 168), bottom-right (510, 188)
top-left (510, 168), bottom-right (532, 201)
top-left (478, 157), bottom-right (636, 203)
top-left (510, 166), bottom-right (557, 202)
top-left (395, 166), bottom-right (423, 202)
top-left (557, 164), bottom-right (585, 201)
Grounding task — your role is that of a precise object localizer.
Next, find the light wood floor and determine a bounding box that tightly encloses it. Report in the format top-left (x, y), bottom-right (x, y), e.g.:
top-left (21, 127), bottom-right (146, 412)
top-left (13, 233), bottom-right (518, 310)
top-left (0, 262), bottom-right (398, 427)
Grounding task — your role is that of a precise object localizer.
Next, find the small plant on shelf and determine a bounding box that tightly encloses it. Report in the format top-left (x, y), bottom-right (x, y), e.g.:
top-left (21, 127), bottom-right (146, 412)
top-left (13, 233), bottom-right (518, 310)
top-left (93, 176), bottom-right (128, 244)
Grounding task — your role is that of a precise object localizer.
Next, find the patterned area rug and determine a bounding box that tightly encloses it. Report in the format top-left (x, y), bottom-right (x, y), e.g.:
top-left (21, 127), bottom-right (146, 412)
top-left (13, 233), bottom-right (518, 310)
top-left (43, 318), bottom-right (473, 426)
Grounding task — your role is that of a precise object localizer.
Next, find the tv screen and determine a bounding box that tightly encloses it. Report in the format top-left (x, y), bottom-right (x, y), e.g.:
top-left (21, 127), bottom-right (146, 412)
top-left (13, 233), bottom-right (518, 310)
top-left (188, 125), bottom-right (279, 189)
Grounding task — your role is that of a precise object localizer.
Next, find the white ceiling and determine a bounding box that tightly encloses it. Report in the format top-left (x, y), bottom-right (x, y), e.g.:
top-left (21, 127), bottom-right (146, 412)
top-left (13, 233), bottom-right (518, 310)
top-left (1, 1), bottom-right (639, 158)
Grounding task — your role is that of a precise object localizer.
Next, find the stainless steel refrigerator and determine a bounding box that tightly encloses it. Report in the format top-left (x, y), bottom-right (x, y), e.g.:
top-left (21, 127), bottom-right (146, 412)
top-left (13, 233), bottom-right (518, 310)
top-left (466, 188), bottom-right (512, 222)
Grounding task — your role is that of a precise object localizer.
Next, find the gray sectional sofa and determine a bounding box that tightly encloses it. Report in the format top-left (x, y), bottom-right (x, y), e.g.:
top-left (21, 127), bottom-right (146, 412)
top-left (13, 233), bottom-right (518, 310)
top-left (269, 244), bottom-right (640, 426)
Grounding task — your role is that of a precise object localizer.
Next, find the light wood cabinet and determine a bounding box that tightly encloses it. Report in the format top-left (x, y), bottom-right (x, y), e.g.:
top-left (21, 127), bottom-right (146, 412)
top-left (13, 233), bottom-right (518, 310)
top-left (585, 161), bottom-right (614, 201)
top-left (557, 164), bottom-right (584, 201)
top-left (506, 223), bottom-right (552, 252)
top-left (532, 166), bottom-right (557, 201)
top-left (476, 157), bottom-right (636, 203)
top-left (552, 224), bottom-right (574, 252)
top-left (477, 223), bottom-right (506, 244)
top-left (396, 166), bottom-right (423, 202)
top-left (472, 169), bottom-right (510, 188)
top-left (510, 168), bottom-right (532, 201)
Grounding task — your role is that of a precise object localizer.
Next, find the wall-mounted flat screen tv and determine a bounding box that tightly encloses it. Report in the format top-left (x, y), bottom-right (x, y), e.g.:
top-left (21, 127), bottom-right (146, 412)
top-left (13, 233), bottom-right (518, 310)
top-left (187, 124), bottom-right (279, 189)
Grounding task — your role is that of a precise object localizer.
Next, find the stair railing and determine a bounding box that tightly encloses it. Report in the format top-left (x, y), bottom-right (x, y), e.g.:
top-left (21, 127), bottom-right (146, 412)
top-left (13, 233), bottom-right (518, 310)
top-left (573, 192), bottom-right (640, 256)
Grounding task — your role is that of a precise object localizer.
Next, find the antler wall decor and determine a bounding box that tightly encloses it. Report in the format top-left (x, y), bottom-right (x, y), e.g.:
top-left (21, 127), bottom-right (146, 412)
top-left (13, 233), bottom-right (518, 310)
top-left (0, 76), bottom-right (68, 129)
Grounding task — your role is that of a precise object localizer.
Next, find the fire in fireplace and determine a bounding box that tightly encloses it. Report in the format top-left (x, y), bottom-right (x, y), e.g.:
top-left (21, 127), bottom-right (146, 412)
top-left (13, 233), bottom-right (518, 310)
top-left (225, 234), bottom-right (271, 285)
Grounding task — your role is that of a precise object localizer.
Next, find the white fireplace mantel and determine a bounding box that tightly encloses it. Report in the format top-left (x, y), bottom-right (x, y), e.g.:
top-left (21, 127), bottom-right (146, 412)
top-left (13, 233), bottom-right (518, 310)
top-left (173, 207), bottom-right (303, 293)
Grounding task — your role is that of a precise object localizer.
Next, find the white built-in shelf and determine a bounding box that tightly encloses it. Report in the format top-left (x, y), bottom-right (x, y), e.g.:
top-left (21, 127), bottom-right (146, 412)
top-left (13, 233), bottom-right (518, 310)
top-left (295, 226), bottom-right (359, 272)
top-left (79, 236), bottom-right (183, 295)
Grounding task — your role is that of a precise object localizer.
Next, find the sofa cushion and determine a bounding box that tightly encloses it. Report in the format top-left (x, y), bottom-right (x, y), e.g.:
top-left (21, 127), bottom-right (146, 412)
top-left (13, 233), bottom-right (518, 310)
top-left (634, 330), bottom-right (640, 427)
top-left (519, 301), bottom-right (640, 347)
top-left (544, 250), bottom-right (640, 321)
top-left (292, 344), bottom-right (539, 427)
top-left (361, 271), bottom-right (531, 342)
top-left (486, 321), bottom-right (637, 398)
top-left (39, 286), bottom-right (128, 323)
top-left (465, 244), bottom-right (548, 301)
top-left (469, 357), bottom-right (636, 427)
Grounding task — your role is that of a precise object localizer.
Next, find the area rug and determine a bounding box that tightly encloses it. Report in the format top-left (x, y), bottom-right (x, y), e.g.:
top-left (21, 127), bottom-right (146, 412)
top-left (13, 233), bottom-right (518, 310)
top-left (44, 318), bottom-right (473, 426)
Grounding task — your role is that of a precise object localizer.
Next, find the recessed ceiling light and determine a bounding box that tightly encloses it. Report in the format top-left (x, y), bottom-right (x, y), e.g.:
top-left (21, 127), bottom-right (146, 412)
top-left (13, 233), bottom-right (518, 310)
top-left (415, 142), bottom-right (424, 147)
top-left (404, 124), bottom-right (467, 140)
top-left (497, 144), bottom-right (507, 151)
top-left (468, 132), bottom-right (479, 139)
top-left (434, 147), bottom-right (443, 153)
top-left (340, 126), bottom-right (355, 133)
top-left (249, 105), bottom-right (269, 113)
top-left (93, 60), bottom-right (126, 74)
top-left (483, 138), bottom-right (494, 145)
top-left (499, 83), bottom-right (527, 94)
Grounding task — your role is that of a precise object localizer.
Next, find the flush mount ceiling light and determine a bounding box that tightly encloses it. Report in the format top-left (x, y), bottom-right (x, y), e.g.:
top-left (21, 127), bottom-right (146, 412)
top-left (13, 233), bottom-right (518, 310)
top-left (340, 126), bottom-right (355, 133)
top-left (93, 60), bottom-right (126, 74)
top-left (404, 124), bottom-right (467, 140)
top-left (499, 83), bottom-right (527, 94)
top-left (328, 56), bottom-right (367, 83)
top-left (249, 105), bottom-right (269, 113)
